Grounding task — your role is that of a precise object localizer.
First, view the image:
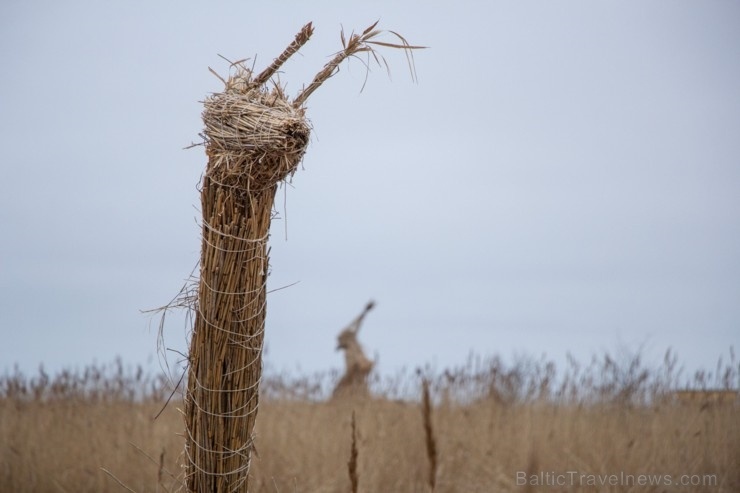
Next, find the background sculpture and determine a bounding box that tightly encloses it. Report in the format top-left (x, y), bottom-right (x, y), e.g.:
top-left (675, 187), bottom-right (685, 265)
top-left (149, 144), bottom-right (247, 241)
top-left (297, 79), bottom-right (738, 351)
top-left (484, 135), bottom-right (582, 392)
top-left (333, 301), bottom-right (376, 399)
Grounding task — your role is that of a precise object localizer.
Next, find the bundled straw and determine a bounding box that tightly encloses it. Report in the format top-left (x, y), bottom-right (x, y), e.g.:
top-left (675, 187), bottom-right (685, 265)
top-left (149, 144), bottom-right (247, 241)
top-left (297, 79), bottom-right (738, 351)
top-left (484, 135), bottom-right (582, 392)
top-left (183, 21), bottom-right (422, 493)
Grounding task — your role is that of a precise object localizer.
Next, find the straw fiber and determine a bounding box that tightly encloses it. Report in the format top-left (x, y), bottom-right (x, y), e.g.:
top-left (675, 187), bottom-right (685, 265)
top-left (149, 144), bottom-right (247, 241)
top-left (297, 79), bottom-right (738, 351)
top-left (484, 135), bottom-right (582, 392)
top-left (183, 21), bottom-right (421, 492)
top-left (185, 67), bottom-right (310, 493)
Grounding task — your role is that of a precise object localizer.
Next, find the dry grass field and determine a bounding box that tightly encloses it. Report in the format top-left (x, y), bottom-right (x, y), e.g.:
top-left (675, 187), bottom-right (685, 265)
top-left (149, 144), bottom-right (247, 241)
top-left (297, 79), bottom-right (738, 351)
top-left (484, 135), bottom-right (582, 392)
top-left (1, 352), bottom-right (738, 492)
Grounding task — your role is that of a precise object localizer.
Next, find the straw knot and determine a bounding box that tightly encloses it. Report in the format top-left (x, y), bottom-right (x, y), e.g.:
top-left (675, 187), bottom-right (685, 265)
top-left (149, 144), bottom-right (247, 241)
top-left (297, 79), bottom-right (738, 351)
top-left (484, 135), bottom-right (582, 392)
top-left (203, 69), bottom-right (311, 190)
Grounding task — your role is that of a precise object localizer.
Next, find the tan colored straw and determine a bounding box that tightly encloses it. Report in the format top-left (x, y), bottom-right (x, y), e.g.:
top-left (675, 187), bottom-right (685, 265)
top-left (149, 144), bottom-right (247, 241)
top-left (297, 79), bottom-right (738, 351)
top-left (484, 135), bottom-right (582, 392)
top-left (183, 22), bottom-right (422, 492)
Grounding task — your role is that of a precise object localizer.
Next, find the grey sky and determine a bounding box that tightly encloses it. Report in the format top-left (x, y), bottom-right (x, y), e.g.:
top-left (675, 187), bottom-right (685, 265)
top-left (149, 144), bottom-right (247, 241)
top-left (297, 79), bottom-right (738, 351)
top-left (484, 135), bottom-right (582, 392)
top-left (1, 1), bottom-right (738, 382)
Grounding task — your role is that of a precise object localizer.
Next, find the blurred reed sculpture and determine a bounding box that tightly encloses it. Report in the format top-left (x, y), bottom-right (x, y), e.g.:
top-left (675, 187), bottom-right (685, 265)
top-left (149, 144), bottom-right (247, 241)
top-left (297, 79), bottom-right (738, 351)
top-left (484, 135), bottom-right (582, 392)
top-left (182, 22), bottom-right (422, 492)
top-left (333, 301), bottom-right (376, 399)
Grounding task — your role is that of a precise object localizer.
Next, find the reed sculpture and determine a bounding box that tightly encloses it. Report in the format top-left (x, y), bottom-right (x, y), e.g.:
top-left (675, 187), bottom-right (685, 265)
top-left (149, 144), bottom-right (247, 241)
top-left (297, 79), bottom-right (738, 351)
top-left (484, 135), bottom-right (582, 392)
top-left (333, 301), bottom-right (376, 399)
top-left (183, 22), bottom-right (421, 492)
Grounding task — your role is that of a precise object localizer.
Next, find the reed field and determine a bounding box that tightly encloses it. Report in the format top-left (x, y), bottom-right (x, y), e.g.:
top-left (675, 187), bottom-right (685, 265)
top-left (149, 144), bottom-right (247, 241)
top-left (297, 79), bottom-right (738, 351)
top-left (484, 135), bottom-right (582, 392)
top-left (1, 351), bottom-right (738, 493)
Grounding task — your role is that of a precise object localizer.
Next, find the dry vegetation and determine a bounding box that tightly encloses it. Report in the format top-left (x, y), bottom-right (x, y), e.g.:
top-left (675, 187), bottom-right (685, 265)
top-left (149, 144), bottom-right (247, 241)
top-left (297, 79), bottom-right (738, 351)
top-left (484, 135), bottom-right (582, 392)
top-left (1, 351), bottom-right (738, 492)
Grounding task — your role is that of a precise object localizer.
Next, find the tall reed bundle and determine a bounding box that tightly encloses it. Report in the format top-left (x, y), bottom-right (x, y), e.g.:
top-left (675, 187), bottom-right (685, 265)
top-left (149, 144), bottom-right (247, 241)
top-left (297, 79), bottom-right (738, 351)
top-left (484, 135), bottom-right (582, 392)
top-left (184, 22), bottom-right (422, 493)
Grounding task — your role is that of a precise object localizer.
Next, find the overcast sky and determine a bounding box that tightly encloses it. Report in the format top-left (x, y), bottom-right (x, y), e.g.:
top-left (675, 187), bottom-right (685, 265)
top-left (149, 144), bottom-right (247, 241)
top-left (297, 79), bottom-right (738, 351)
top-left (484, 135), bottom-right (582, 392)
top-left (1, 1), bottom-right (738, 384)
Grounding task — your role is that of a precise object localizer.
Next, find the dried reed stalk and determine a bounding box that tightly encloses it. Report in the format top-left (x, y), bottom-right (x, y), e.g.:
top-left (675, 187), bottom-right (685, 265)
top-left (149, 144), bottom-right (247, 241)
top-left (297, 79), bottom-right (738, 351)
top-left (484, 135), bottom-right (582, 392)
top-left (421, 378), bottom-right (438, 492)
top-left (254, 22), bottom-right (314, 86)
top-left (184, 21), bottom-right (423, 493)
top-left (348, 411), bottom-right (359, 493)
top-left (294, 20), bottom-right (424, 106)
